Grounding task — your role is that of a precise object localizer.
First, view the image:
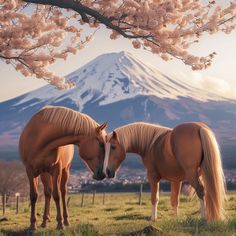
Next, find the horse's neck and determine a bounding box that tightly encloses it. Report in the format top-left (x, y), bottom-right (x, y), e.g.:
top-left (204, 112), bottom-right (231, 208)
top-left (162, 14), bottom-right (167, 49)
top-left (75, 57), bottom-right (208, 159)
top-left (41, 113), bottom-right (97, 138)
top-left (61, 117), bottom-right (97, 137)
top-left (33, 113), bottom-right (97, 156)
top-left (40, 134), bottom-right (83, 157)
top-left (118, 124), bottom-right (169, 157)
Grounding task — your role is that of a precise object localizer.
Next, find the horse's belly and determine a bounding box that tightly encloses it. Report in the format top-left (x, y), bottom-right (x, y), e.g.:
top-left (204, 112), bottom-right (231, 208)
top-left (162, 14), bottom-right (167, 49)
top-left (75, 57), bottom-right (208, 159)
top-left (24, 148), bottom-right (58, 176)
top-left (158, 158), bottom-right (185, 182)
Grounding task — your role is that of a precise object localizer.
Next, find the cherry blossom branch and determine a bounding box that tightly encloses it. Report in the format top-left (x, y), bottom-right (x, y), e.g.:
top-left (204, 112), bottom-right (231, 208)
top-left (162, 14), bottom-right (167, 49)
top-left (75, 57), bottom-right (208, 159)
top-left (22, 0), bottom-right (236, 71)
top-left (1, 0), bottom-right (236, 88)
top-left (0, 0), bottom-right (92, 88)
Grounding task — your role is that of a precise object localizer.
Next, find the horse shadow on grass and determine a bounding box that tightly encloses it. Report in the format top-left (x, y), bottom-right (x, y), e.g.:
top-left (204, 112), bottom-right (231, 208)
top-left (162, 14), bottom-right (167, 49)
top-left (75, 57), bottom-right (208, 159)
top-left (125, 202), bottom-right (147, 206)
top-left (104, 207), bottom-right (119, 212)
top-left (0, 229), bottom-right (32, 236)
top-left (0, 223), bottom-right (99, 236)
top-left (120, 225), bottom-right (162, 236)
top-left (113, 213), bottom-right (149, 221)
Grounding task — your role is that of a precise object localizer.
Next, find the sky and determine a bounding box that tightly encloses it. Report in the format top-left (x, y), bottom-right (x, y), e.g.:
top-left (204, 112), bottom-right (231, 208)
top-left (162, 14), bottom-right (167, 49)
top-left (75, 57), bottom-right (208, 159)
top-left (0, 24), bottom-right (236, 102)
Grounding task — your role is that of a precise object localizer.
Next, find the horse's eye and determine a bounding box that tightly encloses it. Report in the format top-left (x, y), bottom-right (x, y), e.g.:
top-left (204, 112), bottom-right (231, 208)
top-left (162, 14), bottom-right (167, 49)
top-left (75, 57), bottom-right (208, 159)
top-left (111, 144), bottom-right (116, 150)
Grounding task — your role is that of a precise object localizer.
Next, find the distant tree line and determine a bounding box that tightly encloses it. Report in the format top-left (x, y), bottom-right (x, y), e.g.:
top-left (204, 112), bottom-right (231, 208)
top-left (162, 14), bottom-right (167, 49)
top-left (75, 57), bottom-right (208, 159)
top-left (0, 161), bottom-right (29, 200)
top-left (81, 180), bottom-right (236, 192)
top-left (81, 181), bottom-right (171, 193)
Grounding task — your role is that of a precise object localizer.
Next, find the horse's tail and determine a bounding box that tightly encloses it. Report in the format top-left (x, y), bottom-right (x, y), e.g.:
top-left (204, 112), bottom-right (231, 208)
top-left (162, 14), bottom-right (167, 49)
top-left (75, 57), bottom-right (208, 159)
top-left (199, 127), bottom-right (226, 221)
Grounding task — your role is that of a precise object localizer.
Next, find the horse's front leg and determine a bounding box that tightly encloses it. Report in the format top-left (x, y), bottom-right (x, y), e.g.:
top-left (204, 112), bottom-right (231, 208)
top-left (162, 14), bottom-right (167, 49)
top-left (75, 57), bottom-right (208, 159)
top-left (52, 163), bottom-right (63, 229)
top-left (26, 168), bottom-right (39, 230)
top-left (170, 181), bottom-right (182, 216)
top-left (148, 172), bottom-right (160, 221)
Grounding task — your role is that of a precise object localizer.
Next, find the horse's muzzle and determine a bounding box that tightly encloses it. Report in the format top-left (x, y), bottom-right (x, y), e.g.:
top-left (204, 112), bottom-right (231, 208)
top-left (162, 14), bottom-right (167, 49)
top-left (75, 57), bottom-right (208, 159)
top-left (93, 168), bottom-right (106, 180)
top-left (106, 168), bottom-right (115, 178)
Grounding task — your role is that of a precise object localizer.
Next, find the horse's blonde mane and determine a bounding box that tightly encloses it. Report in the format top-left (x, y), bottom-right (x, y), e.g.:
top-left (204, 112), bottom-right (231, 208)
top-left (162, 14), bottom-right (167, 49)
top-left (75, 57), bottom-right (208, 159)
top-left (113, 122), bottom-right (171, 155)
top-left (40, 106), bottom-right (99, 136)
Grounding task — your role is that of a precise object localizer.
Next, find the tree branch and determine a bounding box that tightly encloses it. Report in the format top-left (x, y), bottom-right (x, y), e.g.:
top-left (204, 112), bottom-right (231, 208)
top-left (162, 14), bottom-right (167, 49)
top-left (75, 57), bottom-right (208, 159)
top-left (23, 0), bottom-right (151, 39)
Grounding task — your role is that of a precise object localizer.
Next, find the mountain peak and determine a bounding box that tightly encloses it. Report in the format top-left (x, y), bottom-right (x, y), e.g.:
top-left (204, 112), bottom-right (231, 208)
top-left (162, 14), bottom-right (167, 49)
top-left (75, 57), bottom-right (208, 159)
top-left (14, 51), bottom-right (227, 111)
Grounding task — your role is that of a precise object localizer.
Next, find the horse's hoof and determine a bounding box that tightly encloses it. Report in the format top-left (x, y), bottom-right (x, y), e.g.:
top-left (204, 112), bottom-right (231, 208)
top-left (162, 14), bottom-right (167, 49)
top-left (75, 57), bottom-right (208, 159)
top-left (56, 223), bottom-right (64, 230)
top-left (150, 217), bottom-right (157, 222)
top-left (29, 224), bottom-right (37, 231)
top-left (41, 222), bottom-right (47, 228)
top-left (64, 220), bottom-right (70, 226)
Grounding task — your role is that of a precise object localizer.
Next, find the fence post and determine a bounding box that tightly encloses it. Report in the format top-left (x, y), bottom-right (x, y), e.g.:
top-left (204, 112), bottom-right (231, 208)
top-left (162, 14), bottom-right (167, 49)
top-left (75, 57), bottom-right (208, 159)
top-left (81, 192), bottom-right (84, 207)
top-left (2, 194), bottom-right (6, 215)
top-left (92, 191), bottom-right (96, 205)
top-left (102, 192), bottom-right (105, 205)
top-left (138, 183), bottom-right (143, 205)
top-left (16, 193), bottom-right (20, 214)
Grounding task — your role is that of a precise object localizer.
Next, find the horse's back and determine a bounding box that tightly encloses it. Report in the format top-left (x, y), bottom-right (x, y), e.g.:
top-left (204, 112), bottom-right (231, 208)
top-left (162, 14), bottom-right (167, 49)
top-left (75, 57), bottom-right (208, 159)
top-left (173, 122), bottom-right (209, 133)
top-left (19, 111), bottom-right (44, 163)
top-left (19, 108), bottom-right (65, 167)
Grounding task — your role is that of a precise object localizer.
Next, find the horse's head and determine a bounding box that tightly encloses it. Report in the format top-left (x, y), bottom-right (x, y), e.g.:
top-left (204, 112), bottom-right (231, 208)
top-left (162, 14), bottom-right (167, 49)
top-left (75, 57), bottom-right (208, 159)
top-left (105, 131), bottom-right (126, 178)
top-left (79, 122), bottom-right (107, 180)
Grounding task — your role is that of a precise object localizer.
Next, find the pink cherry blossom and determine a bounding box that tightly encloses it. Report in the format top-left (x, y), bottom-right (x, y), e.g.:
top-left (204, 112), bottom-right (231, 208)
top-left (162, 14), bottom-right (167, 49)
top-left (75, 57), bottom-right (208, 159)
top-left (1, 0), bottom-right (236, 89)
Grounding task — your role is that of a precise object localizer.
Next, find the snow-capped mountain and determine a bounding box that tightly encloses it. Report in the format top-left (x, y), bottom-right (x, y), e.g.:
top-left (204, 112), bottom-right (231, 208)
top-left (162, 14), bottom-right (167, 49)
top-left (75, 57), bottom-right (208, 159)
top-left (14, 51), bottom-right (226, 111)
top-left (0, 51), bottom-right (236, 166)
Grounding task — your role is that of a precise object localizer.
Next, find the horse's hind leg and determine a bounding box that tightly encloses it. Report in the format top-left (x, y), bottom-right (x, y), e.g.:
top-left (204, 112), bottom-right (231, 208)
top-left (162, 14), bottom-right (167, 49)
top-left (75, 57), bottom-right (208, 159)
top-left (170, 181), bottom-right (182, 216)
top-left (147, 172), bottom-right (161, 221)
top-left (185, 168), bottom-right (206, 218)
top-left (52, 163), bottom-right (64, 229)
top-left (61, 166), bottom-right (70, 226)
top-left (40, 173), bottom-right (52, 228)
top-left (26, 167), bottom-right (39, 230)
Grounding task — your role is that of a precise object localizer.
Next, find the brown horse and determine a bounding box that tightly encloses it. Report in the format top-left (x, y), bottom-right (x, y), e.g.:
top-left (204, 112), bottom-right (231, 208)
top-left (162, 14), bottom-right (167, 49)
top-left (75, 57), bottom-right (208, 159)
top-left (105, 122), bottom-right (226, 221)
top-left (19, 106), bottom-right (107, 230)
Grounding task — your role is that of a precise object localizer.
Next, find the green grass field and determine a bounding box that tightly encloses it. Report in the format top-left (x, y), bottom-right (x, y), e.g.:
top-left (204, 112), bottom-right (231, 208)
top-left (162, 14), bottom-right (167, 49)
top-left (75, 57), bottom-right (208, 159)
top-left (0, 192), bottom-right (236, 236)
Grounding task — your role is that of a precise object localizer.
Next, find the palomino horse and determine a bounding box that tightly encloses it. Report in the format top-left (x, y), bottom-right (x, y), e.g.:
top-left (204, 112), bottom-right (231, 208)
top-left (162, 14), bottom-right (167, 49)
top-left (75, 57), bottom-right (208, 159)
top-left (19, 106), bottom-right (107, 230)
top-left (105, 122), bottom-right (226, 221)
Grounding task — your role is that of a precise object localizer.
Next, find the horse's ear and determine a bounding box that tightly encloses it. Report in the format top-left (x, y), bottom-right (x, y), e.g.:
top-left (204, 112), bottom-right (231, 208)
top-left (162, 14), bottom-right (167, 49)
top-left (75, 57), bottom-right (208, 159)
top-left (96, 122), bottom-right (108, 133)
top-left (106, 131), bottom-right (117, 142)
top-left (112, 131), bottom-right (117, 140)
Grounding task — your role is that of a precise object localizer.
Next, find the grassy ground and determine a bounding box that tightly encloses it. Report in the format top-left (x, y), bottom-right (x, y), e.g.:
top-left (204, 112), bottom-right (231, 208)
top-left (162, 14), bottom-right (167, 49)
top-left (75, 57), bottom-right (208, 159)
top-left (0, 192), bottom-right (236, 236)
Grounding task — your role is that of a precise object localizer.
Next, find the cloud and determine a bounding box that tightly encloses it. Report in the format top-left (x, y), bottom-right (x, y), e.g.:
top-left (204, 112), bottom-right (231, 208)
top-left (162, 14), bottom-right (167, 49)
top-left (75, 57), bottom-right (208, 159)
top-left (175, 71), bottom-right (236, 100)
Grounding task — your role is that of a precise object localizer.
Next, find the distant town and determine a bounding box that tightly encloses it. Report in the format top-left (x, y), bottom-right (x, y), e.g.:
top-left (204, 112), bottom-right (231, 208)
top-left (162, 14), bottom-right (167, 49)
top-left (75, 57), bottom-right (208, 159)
top-left (68, 168), bottom-right (236, 192)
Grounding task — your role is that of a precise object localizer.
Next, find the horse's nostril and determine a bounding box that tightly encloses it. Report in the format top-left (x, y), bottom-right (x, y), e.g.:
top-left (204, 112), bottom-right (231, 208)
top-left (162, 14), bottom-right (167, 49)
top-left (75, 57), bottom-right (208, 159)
top-left (94, 168), bottom-right (106, 180)
top-left (106, 168), bottom-right (110, 176)
top-left (106, 168), bottom-right (114, 178)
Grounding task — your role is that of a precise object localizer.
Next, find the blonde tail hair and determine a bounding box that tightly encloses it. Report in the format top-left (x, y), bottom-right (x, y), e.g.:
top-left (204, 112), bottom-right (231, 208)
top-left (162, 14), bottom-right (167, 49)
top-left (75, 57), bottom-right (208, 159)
top-left (199, 127), bottom-right (226, 221)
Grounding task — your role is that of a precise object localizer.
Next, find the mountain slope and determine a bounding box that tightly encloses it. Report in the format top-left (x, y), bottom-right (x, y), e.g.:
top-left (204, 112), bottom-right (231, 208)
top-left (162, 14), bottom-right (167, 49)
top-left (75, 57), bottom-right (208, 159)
top-left (0, 52), bottom-right (236, 165)
top-left (13, 51), bottom-right (227, 111)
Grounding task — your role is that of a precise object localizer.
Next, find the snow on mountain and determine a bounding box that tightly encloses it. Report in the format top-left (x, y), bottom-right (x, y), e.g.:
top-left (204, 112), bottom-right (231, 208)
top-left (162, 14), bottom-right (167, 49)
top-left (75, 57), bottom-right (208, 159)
top-left (15, 51), bottom-right (226, 111)
top-left (1, 51), bottom-right (236, 165)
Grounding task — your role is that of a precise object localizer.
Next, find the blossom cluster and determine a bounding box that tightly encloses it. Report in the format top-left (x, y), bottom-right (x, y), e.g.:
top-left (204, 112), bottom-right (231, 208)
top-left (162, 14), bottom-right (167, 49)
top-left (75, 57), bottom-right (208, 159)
top-left (1, 0), bottom-right (236, 88)
top-left (85, 0), bottom-right (236, 70)
top-left (0, 0), bottom-right (91, 89)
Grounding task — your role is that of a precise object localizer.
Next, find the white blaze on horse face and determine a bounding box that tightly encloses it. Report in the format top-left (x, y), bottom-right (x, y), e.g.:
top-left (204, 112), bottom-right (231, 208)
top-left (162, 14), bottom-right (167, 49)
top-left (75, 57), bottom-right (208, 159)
top-left (103, 142), bottom-right (111, 176)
